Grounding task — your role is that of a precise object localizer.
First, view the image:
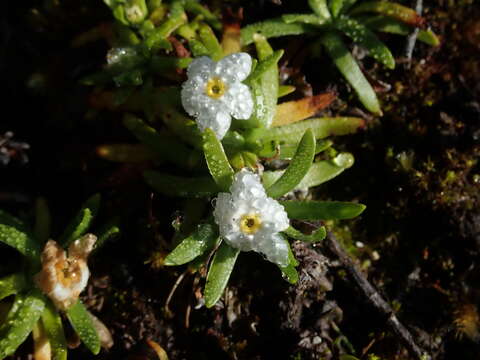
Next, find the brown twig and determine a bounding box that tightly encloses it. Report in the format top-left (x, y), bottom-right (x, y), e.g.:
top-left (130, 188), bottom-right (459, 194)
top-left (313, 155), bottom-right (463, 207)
top-left (404, 0), bottom-right (424, 68)
top-left (324, 233), bottom-right (429, 360)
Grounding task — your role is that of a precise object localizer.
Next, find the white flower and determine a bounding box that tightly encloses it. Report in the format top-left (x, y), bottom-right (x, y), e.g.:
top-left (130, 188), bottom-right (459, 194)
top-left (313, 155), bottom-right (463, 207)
top-left (213, 169), bottom-right (290, 267)
top-left (35, 234), bottom-right (96, 310)
top-left (181, 53), bottom-right (254, 139)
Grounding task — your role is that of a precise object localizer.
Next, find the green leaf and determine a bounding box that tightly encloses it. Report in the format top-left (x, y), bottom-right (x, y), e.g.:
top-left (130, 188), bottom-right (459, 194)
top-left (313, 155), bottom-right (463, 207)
top-left (94, 220), bottom-right (120, 251)
top-left (349, 1), bottom-right (424, 27)
top-left (280, 200), bottom-right (366, 220)
top-left (309, 0), bottom-right (332, 19)
top-left (0, 273), bottom-right (26, 301)
top-left (250, 117), bottom-right (364, 144)
top-left (0, 210), bottom-right (40, 263)
top-left (184, 0), bottom-right (221, 30)
top-left (188, 38), bottom-right (209, 57)
top-left (246, 49), bottom-right (284, 83)
top-left (34, 197), bottom-right (51, 245)
top-left (123, 114), bottom-right (197, 169)
top-left (320, 31), bottom-right (381, 114)
top-left (144, 171), bottom-right (219, 198)
top-left (283, 226), bottom-right (326, 243)
top-left (150, 56), bottom-right (193, 73)
top-left (243, 36), bottom-right (279, 129)
top-left (266, 129), bottom-right (316, 198)
top-left (329, 0), bottom-right (359, 17)
top-left (202, 128), bottom-right (234, 192)
top-left (278, 85), bottom-right (296, 98)
top-left (145, 1), bottom-right (186, 49)
top-left (360, 15), bottom-right (440, 46)
top-left (0, 289), bottom-right (46, 359)
top-left (334, 16), bottom-right (395, 69)
top-left (66, 301), bottom-right (100, 355)
top-left (204, 242), bottom-right (240, 308)
top-left (198, 24), bottom-right (223, 61)
top-left (282, 13), bottom-right (327, 25)
top-left (278, 238), bottom-right (299, 284)
top-left (59, 194), bottom-right (100, 247)
top-left (42, 300), bottom-right (67, 360)
top-left (241, 18), bottom-right (315, 46)
top-left (165, 224), bottom-right (219, 266)
top-left (263, 154), bottom-right (353, 190)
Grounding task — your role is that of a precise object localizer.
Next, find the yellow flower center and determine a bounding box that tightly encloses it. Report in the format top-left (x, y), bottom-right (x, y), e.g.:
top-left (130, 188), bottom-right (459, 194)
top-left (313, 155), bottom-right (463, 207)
top-left (205, 77), bottom-right (226, 99)
top-left (239, 214), bottom-right (262, 235)
top-left (55, 259), bottom-right (81, 287)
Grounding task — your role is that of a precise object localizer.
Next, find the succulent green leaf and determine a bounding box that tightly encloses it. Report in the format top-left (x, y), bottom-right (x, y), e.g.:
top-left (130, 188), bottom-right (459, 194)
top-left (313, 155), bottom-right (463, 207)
top-left (246, 50), bottom-right (284, 84)
top-left (66, 301), bottom-right (100, 355)
top-left (278, 85), bottom-right (296, 98)
top-left (335, 16), bottom-right (395, 69)
top-left (263, 154), bottom-right (353, 189)
top-left (145, 1), bottom-right (186, 49)
top-left (184, 0), bottom-right (221, 30)
top-left (280, 200), bottom-right (366, 220)
top-left (59, 194), bottom-right (100, 248)
top-left (0, 289), bottom-right (46, 359)
top-left (0, 210), bottom-right (40, 263)
top-left (266, 129), bottom-right (316, 198)
top-left (251, 117), bottom-right (364, 144)
top-left (202, 128), bottom-right (235, 192)
top-left (188, 39), bottom-right (209, 57)
top-left (309, 0), bottom-right (332, 19)
top-left (329, 0), bottom-right (359, 17)
top-left (198, 24), bottom-right (223, 61)
top-left (243, 36), bottom-right (279, 129)
top-left (360, 15), bottom-right (440, 46)
top-left (349, 1), bottom-right (424, 27)
top-left (165, 224), bottom-right (219, 266)
top-left (144, 171), bottom-right (219, 198)
top-left (0, 273), bottom-right (26, 301)
top-left (150, 56), bottom-right (193, 73)
top-left (205, 242), bottom-right (240, 308)
top-left (278, 238), bottom-right (299, 284)
top-left (283, 226), bottom-right (327, 243)
top-left (282, 13), bottom-right (327, 25)
top-left (320, 31), bottom-right (381, 114)
top-left (123, 114), bottom-right (196, 169)
top-left (241, 18), bottom-right (315, 46)
top-left (42, 300), bottom-right (67, 360)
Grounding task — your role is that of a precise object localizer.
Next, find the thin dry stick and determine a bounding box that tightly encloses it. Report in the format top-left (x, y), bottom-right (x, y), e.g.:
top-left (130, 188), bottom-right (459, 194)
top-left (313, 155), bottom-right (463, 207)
top-left (404, 0), bottom-right (424, 68)
top-left (324, 233), bottom-right (429, 360)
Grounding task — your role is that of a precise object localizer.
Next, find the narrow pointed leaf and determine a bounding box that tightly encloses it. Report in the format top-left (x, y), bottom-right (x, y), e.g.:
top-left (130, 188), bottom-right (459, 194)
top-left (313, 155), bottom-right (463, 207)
top-left (266, 129), bottom-right (316, 198)
top-left (284, 226), bottom-right (327, 242)
top-left (144, 171), bottom-right (219, 198)
top-left (94, 220), bottom-right (120, 251)
top-left (309, 0), bottom-right (331, 19)
top-left (66, 301), bottom-right (100, 355)
top-left (202, 128), bottom-right (234, 192)
top-left (0, 210), bottom-right (40, 262)
top-left (42, 300), bottom-right (67, 360)
top-left (241, 18), bottom-right (315, 46)
top-left (278, 238), bottom-right (299, 284)
top-left (278, 85), bottom-right (296, 98)
top-left (198, 24), bottom-right (223, 61)
top-left (280, 200), bottom-right (366, 220)
top-left (335, 16), bottom-right (395, 69)
top-left (184, 0), bottom-right (221, 30)
top-left (329, 0), bottom-right (359, 17)
top-left (247, 49), bottom-right (284, 83)
top-left (204, 242), bottom-right (240, 308)
top-left (360, 15), bottom-right (440, 46)
top-left (145, 1), bottom-right (186, 49)
top-left (59, 194), bottom-right (100, 247)
top-left (0, 273), bottom-right (26, 301)
top-left (320, 31), bottom-right (381, 114)
top-left (165, 224), bottom-right (219, 266)
top-left (0, 289), bottom-right (46, 359)
top-left (349, 1), bottom-right (424, 27)
top-left (282, 13), bottom-right (327, 25)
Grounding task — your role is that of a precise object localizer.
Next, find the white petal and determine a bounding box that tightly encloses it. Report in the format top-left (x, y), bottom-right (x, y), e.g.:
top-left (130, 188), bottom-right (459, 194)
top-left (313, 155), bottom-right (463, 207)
top-left (223, 83), bottom-right (254, 120)
top-left (196, 110), bottom-right (231, 139)
top-left (181, 77), bottom-right (209, 117)
top-left (256, 233), bottom-right (289, 267)
top-left (215, 53), bottom-right (252, 83)
top-left (187, 56), bottom-right (215, 79)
